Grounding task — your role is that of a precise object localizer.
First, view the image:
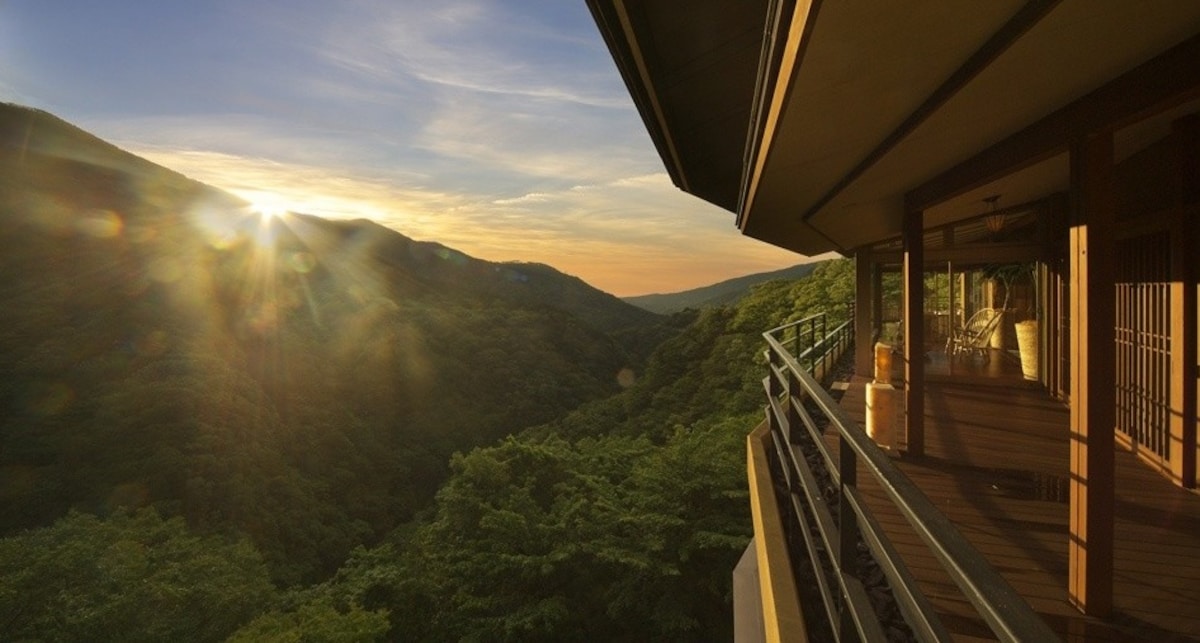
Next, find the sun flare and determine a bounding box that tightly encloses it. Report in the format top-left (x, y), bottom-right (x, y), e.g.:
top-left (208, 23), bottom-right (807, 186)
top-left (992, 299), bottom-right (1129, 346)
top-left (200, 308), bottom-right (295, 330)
top-left (251, 201), bottom-right (288, 221)
top-left (240, 190), bottom-right (295, 223)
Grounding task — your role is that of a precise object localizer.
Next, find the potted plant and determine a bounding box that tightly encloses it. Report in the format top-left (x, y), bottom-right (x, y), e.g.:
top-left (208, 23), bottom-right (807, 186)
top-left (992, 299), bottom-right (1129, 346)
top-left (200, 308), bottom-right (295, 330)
top-left (982, 263), bottom-right (1038, 378)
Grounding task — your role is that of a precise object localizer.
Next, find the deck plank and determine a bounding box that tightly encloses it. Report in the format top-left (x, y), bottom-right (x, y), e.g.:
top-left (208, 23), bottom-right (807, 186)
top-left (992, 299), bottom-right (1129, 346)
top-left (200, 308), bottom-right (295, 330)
top-left (829, 375), bottom-right (1200, 641)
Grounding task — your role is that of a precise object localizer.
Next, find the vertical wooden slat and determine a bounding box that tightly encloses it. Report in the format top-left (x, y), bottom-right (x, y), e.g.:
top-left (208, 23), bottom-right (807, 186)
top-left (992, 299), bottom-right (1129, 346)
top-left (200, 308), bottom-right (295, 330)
top-left (1068, 133), bottom-right (1116, 617)
top-left (903, 210), bottom-right (925, 457)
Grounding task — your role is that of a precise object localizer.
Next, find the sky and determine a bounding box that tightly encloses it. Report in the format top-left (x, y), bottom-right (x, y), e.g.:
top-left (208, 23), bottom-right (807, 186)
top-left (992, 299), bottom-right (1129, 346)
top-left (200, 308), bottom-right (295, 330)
top-left (0, 0), bottom-right (816, 296)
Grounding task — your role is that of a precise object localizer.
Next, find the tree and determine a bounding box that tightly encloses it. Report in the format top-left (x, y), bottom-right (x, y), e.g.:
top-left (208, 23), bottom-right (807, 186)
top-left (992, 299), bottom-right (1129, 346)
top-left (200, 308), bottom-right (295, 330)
top-left (227, 597), bottom-right (388, 643)
top-left (0, 509), bottom-right (275, 642)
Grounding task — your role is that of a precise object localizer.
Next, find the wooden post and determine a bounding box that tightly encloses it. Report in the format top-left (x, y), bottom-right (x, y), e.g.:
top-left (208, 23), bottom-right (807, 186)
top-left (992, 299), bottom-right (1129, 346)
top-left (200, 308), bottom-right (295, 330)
top-left (1174, 114), bottom-right (1199, 488)
top-left (855, 250), bottom-right (875, 377)
top-left (873, 266), bottom-right (885, 345)
top-left (1068, 133), bottom-right (1116, 617)
top-left (903, 210), bottom-right (925, 457)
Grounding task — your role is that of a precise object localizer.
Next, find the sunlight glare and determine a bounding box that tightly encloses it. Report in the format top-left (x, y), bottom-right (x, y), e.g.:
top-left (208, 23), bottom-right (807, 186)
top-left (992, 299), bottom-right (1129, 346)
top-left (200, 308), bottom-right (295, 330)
top-left (241, 190), bottom-right (296, 224)
top-left (252, 201), bottom-right (287, 222)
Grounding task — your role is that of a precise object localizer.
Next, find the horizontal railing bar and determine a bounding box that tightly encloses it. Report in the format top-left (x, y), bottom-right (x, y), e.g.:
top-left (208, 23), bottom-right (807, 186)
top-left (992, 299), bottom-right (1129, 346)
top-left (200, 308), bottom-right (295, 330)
top-left (844, 486), bottom-right (953, 643)
top-left (768, 359), bottom-right (788, 384)
top-left (789, 396), bottom-right (841, 487)
top-left (770, 429), bottom-right (796, 493)
top-left (789, 395), bottom-right (817, 437)
top-left (787, 491), bottom-right (841, 636)
top-left (764, 312), bottom-right (827, 338)
top-left (764, 379), bottom-right (790, 439)
top-left (786, 440), bottom-right (843, 570)
top-left (841, 572), bottom-right (888, 643)
top-left (787, 453), bottom-right (844, 633)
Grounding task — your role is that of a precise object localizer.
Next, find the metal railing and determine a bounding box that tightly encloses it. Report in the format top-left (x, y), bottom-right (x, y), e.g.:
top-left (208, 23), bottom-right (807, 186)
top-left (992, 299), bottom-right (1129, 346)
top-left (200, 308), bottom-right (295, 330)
top-left (761, 312), bottom-right (1059, 642)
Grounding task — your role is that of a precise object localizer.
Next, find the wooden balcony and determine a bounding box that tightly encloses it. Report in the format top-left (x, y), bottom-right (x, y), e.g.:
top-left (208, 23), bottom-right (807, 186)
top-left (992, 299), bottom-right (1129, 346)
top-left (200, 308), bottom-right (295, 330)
top-left (836, 376), bottom-right (1200, 640)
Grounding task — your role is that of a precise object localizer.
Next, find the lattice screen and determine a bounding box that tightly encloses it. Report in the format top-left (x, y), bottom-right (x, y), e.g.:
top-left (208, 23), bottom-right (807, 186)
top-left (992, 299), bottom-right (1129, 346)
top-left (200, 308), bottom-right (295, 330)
top-left (1115, 231), bottom-right (1172, 463)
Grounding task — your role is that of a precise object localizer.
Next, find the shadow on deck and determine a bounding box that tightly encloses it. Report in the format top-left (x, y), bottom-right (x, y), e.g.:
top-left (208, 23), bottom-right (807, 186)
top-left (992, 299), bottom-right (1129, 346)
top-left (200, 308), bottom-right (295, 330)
top-left (835, 376), bottom-right (1200, 641)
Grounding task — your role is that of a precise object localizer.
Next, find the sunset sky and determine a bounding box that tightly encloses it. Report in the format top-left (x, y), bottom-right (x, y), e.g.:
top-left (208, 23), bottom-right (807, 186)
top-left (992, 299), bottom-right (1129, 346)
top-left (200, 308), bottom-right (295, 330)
top-left (0, 1), bottom-right (817, 296)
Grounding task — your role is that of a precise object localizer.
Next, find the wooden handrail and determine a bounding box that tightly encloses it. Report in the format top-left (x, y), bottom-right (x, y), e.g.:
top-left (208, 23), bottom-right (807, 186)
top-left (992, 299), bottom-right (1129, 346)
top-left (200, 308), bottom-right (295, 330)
top-left (759, 312), bottom-right (1059, 642)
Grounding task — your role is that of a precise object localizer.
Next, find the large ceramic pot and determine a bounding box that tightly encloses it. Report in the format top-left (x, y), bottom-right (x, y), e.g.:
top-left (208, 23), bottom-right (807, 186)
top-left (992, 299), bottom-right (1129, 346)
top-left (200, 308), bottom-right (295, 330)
top-left (1015, 320), bottom-right (1038, 381)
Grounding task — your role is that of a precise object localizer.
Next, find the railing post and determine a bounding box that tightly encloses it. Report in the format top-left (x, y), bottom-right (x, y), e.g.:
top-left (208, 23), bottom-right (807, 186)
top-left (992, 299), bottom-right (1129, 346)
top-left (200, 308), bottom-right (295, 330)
top-left (787, 370), bottom-right (802, 444)
top-left (807, 317), bottom-right (817, 373)
top-left (768, 348), bottom-right (782, 398)
top-left (793, 323), bottom-right (802, 362)
top-left (839, 433), bottom-right (860, 640)
top-left (767, 348), bottom-right (783, 439)
top-left (820, 313), bottom-right (831, 381)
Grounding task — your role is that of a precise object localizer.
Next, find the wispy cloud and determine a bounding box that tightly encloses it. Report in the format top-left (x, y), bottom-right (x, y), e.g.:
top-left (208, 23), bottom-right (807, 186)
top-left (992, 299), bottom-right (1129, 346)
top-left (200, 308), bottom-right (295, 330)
top-left (317, 1), bottom-right (627, 108)
top-left (126, 144), bottom-right (805, 296)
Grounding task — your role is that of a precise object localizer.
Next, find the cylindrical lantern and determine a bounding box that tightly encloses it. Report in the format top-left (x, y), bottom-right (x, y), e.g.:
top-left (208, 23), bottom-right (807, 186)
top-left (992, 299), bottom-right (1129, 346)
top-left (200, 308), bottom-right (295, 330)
top-left (874, 342), bottom-right (893, 384)
top-left (866, 382), bottom-right (897, 449)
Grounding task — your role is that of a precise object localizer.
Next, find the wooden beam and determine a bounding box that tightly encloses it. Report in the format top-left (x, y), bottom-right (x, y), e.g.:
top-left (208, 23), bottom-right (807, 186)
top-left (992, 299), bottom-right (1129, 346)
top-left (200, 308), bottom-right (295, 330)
top-left (871, 242), bottom-right (1042, 267)
top-left (1174, 114), bottom-right (1199, 488)
top-left (802, 0), bottom-right (1061, 222)
top-left (605, 1), bottom-right (690, 193)
top-left (903, 210), bottom-right (925, 456)
top-left (855, 250), bottom-right (875, 377)
top-left (739, 0), bottom-right (819, 225)
top-left (907, 33), bottom-right (1200, 213)
top-left (1068, 133), bottom-right (1116, 617)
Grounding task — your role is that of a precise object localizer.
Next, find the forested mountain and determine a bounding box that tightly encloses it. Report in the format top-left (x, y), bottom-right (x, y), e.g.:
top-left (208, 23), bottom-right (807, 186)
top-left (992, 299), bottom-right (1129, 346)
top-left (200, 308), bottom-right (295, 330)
top-left (622, 261), bottom-right (820, 314)
top-left (0, 101), bottom-right (857, 641)
top-left (0, 103), bottom-right (669, 585)
top-left (301, 259), bottom-right (854, 641)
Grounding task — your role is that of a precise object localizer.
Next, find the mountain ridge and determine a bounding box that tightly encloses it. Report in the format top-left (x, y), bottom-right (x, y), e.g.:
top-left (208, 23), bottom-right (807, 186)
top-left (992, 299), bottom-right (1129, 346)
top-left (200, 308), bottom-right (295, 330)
top-left (623, 261), bottom-right (823, 314)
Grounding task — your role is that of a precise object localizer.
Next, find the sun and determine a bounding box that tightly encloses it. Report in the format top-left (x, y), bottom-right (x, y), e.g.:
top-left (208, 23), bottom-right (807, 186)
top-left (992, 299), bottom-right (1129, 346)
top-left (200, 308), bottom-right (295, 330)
top-left (241, 191), bottom-right (294, 223)
top-left (251, 200), bottom-right (288, 221)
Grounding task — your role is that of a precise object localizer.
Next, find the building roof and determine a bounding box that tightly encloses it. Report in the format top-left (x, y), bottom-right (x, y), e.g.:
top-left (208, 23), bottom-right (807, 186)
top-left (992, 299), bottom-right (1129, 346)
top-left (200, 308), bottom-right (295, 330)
top-left (588, 0), bottom-right (1200, 255)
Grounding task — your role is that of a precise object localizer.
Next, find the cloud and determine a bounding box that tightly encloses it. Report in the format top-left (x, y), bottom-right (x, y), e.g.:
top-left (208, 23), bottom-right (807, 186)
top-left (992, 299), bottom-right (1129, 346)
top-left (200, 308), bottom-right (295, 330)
top-left (317, 1), bottom-right (627, 108)
top-left (422, 172), bottom-right (810, 295)
top-left (125, 144), bottom-right (807, 296)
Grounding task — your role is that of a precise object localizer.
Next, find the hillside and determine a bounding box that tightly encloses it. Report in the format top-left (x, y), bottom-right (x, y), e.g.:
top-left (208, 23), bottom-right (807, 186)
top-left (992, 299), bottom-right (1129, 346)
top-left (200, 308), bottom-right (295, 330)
top-left (311, 258), bottom-right (857, 641)
top-left (0, 102), bottom-right (668, 584)
top-left (0, 101), bottom-right (855, 641)
top-left (623, 261), bottom-right (822, 313)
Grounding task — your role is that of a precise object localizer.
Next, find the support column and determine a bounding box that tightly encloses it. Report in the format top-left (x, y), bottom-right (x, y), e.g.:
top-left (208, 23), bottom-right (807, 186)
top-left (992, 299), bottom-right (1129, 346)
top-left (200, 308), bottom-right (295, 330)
top-left (855, 250), bottom-right (875, 377)
top-left (903, 210), bottom-right (925, 457)
top-left (1174, 114), bottom-right (1199, 488)
top-left (873, 267), bottom-right (885, 340)
top-left (1068, 133), bottom-right (1116, 617)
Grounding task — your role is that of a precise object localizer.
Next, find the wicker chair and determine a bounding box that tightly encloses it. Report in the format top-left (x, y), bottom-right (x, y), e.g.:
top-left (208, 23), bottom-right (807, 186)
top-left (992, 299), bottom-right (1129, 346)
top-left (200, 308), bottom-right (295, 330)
top-left (945, 309), bottom-right (1004, 361)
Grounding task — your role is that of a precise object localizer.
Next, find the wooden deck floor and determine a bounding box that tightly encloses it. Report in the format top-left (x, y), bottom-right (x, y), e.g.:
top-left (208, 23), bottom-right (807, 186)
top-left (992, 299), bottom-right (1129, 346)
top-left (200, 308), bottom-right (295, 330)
top-left (834, 376), bottom-right (1200, 641)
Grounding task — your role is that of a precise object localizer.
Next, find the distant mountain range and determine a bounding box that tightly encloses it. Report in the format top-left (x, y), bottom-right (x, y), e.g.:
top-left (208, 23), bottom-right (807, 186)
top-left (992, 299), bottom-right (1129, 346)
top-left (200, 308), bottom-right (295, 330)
top-left (623, 262), bottom-right (822, 314)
